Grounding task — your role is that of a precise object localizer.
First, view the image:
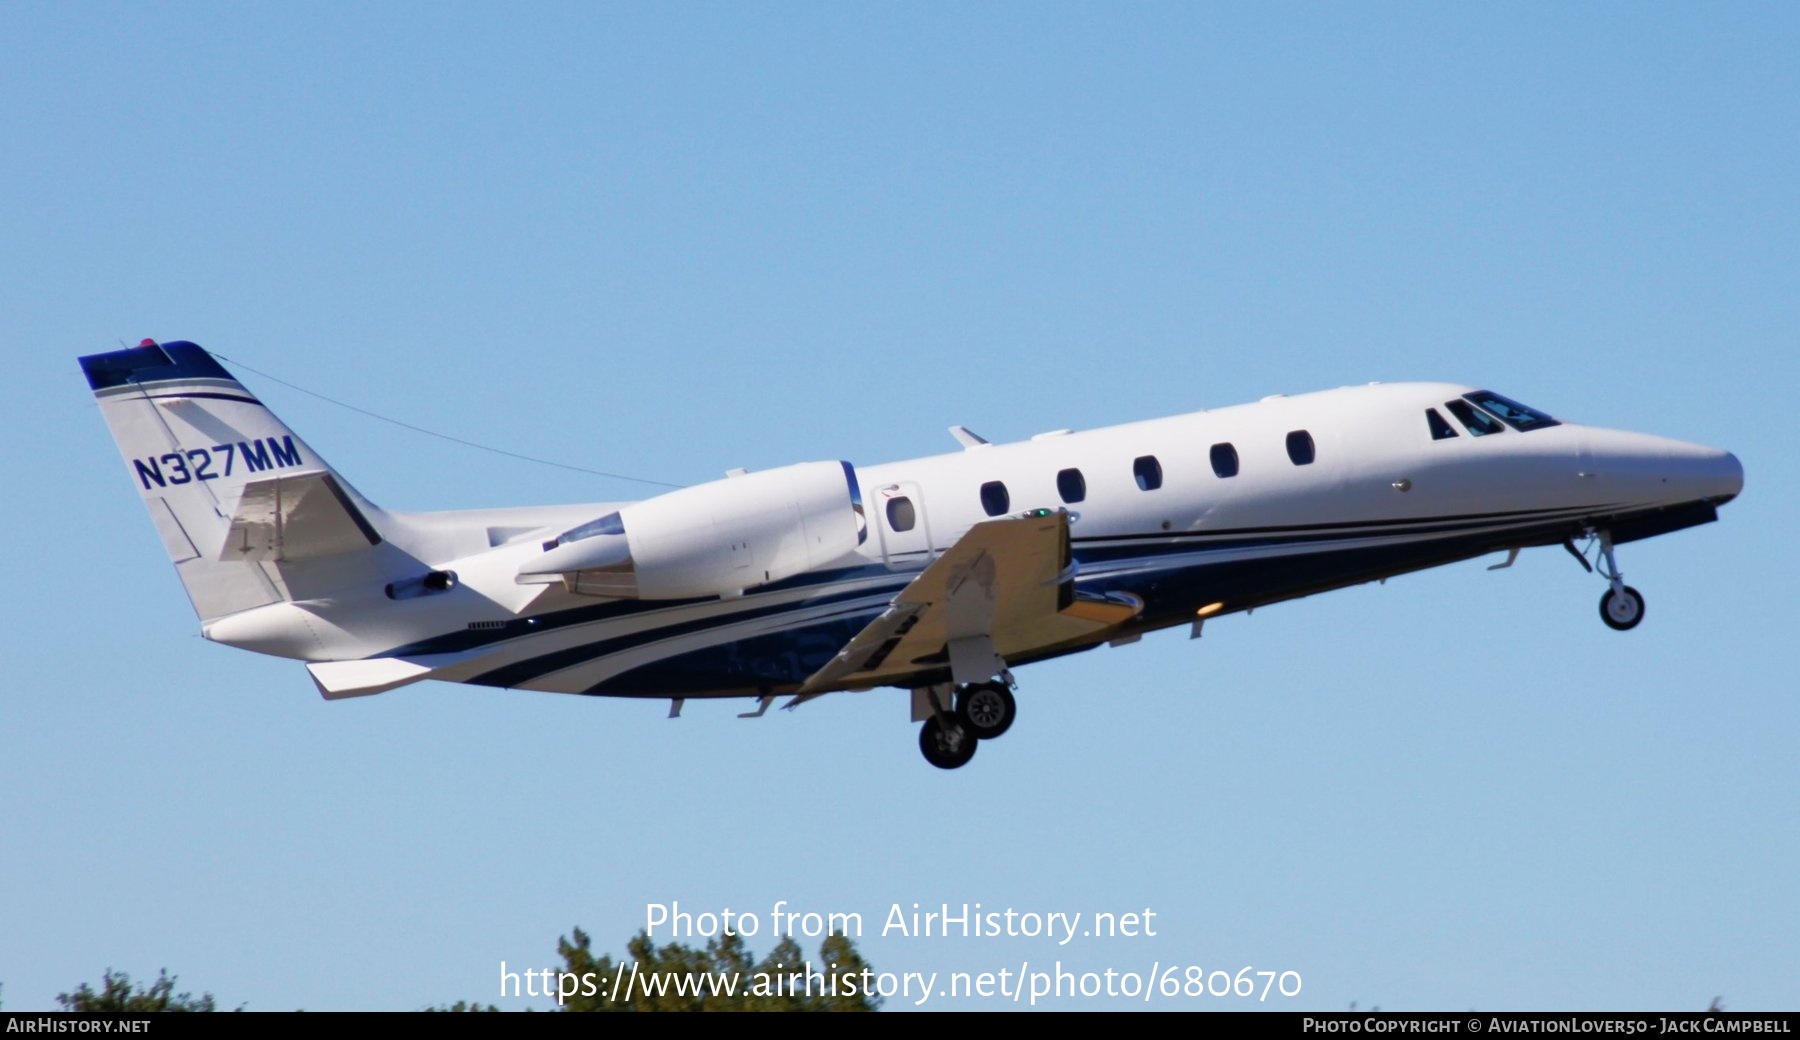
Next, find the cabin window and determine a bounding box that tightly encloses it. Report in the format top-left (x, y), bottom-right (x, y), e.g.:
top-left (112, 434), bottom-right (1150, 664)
top-left (980, 481), bottom-right (1010, 516)
top-left (1427, 408), bottom-right (1459, 440)
top-left (1056, 467), bottom-right (1087, 504)
top-left (1466, 390), bottom-right (1560, 431)
top-left (1133, 455), bottom-right (1163, 491)
top-left (886, 496), bottom-right (917, 532)
top-left (1210, 442), bottom-right (1239, 478)
top-left (1446, 399), bottom-right (1505, 436)
top-left (1286, 430), bottom-right (1316, 466)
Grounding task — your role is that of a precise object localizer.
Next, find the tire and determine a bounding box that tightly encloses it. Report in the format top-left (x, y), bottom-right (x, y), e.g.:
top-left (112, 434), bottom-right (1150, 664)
top-left (918, 715), bottom-right (978, 769)
top-left (956, 682), bottom-right (1017, 740)
top-left (1599, 585), bottom-right (1645, 631)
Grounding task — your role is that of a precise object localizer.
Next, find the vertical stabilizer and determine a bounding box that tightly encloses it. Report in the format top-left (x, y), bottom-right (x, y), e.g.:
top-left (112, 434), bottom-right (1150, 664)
top-left (80, 340), bottom-right (382, 623)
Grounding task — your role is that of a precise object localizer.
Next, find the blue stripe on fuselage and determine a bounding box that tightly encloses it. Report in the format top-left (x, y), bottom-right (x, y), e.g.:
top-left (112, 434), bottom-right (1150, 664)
top-left (575, 516), bottom-right (1583, 697)
top-left (380, 500), bottom-right (1671, 698)
top-left (379, 563), bottom-right (904, 661)
top-left (384, 504), bottom-right (1600, 663)
top-left (464, 586), bottom-right (891, 689)
top-left (455, 502), bottom-right (1630, 697)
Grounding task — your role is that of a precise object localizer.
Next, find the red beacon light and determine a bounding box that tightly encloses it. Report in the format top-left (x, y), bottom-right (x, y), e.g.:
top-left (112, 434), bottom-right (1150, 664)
top-left (138, 339), bottom-right (158, 348)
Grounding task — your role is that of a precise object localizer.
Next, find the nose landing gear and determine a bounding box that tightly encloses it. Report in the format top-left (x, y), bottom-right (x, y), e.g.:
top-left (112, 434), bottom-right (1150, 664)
top-left (1574, 530), bottom-right (1646, 631)
top-left (1600, 584), bottom-right (1646, 631)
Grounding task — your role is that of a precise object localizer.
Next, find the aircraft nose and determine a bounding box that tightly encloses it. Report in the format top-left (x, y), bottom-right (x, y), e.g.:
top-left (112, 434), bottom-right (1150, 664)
top-left (1698, 446), bottom-right (1743, 504)
top-left (1584, 428), bottom-right (1743, 506)
top-left (1658, 437), bottom-right (1743, 503)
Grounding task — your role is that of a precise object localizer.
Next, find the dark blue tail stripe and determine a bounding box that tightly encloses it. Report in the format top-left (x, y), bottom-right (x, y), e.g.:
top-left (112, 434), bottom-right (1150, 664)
top-left (80, 341), bottom-right (236, 391)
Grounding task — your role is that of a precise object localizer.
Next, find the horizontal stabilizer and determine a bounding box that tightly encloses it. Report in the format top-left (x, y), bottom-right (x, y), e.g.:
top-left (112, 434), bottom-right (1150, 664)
top-left (222, 471), bottom-right (382, 562)
top-left (306, 651), bottom-right (483, 700)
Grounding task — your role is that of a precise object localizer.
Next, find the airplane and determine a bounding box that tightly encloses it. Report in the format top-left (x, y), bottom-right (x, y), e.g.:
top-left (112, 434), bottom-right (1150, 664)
top-left (80, 340), bottom-right (1744, 769)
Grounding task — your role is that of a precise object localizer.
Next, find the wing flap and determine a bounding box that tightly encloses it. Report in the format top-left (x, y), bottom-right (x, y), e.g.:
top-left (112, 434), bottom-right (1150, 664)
top-left (798, 512), bottom-right (1139, 694)
top-left (799, 601), bottom-right (929, 693)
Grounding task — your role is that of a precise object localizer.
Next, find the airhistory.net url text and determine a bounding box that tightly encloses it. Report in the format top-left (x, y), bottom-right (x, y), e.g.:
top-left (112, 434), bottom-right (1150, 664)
top-left (500, 959), bottom-right (1302, 1007)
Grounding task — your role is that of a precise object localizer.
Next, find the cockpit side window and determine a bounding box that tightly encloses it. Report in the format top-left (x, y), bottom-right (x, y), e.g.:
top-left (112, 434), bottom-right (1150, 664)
top-left (1426, 408), bottom-right (1459, 440)
top-left (1465, 391), bottom-right (1560, 432)
top-left (1445, 399), bottom-right (1505, 436)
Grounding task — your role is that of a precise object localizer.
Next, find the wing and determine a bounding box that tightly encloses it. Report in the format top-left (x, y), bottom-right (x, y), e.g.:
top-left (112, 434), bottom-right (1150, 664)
top-left (797, 511), bottom-right (1141, 696)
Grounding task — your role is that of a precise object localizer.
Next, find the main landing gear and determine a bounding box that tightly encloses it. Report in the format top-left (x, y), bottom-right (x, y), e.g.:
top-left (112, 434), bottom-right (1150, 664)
top-left (917, 680), bottom-right (1019, 769)
top-left (1568, 529), bottom-right (1646, 632)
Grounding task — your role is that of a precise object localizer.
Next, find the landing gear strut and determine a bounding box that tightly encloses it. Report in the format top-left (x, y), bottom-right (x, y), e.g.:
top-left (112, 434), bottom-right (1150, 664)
top-left (915, 679), bottom-right (1019, 768)
top-left (1583, 530), bottom-right (1646, 631)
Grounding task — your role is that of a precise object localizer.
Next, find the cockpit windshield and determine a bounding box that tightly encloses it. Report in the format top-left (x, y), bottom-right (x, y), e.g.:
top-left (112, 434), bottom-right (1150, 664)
top-left (1445, 399), bottom-right (1504, 436)
top-left (1465, 391), bottom-right (1560, 432)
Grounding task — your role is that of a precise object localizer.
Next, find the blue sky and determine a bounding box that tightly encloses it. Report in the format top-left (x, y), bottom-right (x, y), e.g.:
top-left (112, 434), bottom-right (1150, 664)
top-left (3, 3), bottom-right (1796, 1011)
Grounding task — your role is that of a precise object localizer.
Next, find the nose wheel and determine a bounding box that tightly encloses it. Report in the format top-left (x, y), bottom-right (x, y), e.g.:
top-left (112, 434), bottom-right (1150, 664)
top-left (1599, 585), bottom-right (1645, 631)
top-left (1576, 529), bottom-right (1647, 632)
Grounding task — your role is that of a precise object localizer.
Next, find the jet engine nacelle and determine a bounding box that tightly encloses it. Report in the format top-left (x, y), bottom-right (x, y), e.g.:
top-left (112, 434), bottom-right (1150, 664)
top-left (517, 460), bottom-right (865, 599)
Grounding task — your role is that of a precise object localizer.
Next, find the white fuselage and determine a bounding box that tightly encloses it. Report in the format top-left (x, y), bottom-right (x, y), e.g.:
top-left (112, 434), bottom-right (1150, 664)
top-left (80, 342), bottom-right (1745, 768)
top-left (197, 381), bottom-right (1739, 700)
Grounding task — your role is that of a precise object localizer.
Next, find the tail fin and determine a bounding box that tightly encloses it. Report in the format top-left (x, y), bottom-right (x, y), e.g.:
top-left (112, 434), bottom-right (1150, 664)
top-left (81, 340), bottom-right (383, 623)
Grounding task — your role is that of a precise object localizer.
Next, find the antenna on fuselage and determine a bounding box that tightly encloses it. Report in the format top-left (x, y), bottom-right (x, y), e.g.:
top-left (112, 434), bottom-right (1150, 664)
top-left (948, 426), bottom-right (989, 449)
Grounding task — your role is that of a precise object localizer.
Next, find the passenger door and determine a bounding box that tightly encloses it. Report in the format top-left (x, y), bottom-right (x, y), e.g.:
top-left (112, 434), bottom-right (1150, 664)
top-left (875, 482), bottom-right (935, 570)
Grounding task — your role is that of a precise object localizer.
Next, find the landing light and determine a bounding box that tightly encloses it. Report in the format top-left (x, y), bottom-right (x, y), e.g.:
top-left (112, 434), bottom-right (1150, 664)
top-left (1196, 602), bottom-right (1224, 618)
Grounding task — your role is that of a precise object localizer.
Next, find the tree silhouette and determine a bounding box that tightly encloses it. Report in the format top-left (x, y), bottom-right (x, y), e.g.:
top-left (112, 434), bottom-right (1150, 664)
top-left (57, 970), bottom-right (218, 1012)
top-left (554, 926), bottom-right (880, 1011)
